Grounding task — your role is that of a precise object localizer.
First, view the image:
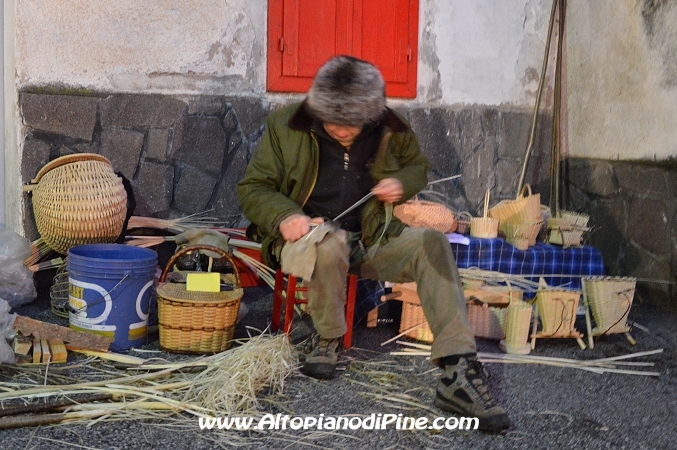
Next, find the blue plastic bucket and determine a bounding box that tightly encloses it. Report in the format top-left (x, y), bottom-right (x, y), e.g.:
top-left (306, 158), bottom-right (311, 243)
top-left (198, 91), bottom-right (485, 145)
top-left (67, 244), bottom-right (158, 352)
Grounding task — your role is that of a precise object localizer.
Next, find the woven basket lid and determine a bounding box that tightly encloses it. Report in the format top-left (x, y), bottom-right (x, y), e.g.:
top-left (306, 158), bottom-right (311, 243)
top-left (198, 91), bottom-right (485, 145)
top-left (157, 282), bottom-right (243, 304)
top-left (32, 153), bottom-right (113, 184)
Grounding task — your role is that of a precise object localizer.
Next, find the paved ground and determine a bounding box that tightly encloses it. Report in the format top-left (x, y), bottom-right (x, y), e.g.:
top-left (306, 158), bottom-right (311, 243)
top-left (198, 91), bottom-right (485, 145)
top-left (2, 283), bottom-right (676, 450)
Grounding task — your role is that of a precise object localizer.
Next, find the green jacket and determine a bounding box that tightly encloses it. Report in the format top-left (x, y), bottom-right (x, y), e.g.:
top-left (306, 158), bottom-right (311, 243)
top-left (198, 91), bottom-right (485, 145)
top-left (236, 101), bottom-right (430, 267)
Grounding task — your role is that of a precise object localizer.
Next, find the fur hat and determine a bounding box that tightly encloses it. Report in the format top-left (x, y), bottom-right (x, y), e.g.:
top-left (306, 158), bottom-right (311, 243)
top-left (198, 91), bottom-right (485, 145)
top-left (306, 56), bottom-right (386, 127)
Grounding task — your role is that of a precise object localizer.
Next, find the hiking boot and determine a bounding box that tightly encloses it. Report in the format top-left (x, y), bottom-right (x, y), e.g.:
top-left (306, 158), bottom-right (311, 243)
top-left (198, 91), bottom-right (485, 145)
top-left (434, 355), bottom-right (511, 432)
top-left (300, 334), bottom-right (339, 379)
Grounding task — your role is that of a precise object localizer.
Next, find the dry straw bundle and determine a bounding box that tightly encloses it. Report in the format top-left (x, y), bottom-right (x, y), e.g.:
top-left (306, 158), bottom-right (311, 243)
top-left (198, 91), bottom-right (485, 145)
top-left (27, 154), bottom-right (127, 254)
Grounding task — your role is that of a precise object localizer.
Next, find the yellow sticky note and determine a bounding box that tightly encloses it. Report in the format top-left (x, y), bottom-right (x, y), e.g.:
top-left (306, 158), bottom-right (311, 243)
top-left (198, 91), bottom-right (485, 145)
top-left (186, 272), bottom-right (221, 293)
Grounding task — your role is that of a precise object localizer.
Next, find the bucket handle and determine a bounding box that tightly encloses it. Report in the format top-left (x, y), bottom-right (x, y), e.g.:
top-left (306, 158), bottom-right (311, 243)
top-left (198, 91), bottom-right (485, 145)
top-left (160, 244), bottom-right (241, 287)
top-left (69, 273), bottom-right (130, 314)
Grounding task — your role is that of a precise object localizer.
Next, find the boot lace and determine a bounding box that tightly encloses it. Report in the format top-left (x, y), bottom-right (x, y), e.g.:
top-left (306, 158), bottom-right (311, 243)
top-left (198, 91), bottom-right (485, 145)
top-left (465, 359), bottom-right (495, 407)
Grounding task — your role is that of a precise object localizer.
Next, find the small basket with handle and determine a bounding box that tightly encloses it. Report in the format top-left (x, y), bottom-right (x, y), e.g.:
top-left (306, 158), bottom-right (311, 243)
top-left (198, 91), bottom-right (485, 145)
top-left (470, 190), bottom-right (499, 238)
top-left (394, 198), bottom-right (457, 233)
top-left (488, 184), bottom-right (541, 225)
top-left (157, 244), bottom-right (243, 354)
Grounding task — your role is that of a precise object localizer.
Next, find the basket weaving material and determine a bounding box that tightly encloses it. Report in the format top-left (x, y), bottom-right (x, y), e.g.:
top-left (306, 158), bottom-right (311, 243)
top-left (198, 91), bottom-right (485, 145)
top-left (535, 288), bottom-right (582, 338)
top-left (488, 184), bottom-right (541, 224)
top-left (467, 302), bottom-right (506, 339)
top-left (157, 245), bottom-right (243, 354)
top-left (399, 302), bottom-right (433, 343)
top-left (583, 276), bottom-right (635, 335)
top-left (470, 189), bottom-right (498, 238)
top-left (30, 154), bottom-right (127, 254)
top-left (394, 199), bottom-right (457, 233)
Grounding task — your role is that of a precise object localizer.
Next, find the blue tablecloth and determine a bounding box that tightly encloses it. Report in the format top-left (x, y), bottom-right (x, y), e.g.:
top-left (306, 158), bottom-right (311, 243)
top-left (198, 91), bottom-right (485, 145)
top-left (449, 237), bottom-right (606, 296)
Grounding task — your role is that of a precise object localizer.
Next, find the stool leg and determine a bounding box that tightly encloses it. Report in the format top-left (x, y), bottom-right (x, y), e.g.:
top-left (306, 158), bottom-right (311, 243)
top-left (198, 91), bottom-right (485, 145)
top-left (272, 270), bottom-right (284, 332)
top-left (343, 275), bottom-right (358, 350)
top-left (284, 275), bottom-right (298, 335)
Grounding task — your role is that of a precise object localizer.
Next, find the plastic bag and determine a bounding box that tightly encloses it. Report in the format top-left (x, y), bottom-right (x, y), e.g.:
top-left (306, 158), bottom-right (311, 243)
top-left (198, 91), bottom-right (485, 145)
top-left (0, 298), bottom-right (17, 363)
top-left (0, 228), bottom-right (37, 308)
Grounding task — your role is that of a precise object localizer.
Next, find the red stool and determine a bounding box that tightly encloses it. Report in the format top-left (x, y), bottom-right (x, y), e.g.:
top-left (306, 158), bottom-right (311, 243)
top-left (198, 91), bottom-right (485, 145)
top-left (271, 269), bottom-right (358, 349)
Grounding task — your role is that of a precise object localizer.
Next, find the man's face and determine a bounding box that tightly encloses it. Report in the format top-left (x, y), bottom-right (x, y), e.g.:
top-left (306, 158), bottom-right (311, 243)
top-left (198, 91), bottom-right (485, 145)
top-left (323, 123), bottom-right (363, 148)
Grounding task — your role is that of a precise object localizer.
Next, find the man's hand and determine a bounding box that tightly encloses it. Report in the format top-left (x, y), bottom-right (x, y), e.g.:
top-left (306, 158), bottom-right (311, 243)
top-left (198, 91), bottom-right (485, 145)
top-left (372, 178), bottom-right (404, 204)
top-left (279, 214), bottom-right (325, 242)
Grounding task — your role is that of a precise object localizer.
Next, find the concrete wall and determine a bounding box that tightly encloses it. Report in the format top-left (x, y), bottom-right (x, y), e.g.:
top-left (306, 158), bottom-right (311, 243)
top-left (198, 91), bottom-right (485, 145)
top-left (567, 0), bottom-right (677, 160)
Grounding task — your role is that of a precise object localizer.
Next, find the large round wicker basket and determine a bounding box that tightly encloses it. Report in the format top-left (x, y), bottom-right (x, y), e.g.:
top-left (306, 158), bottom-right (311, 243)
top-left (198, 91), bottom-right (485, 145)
top-left (29, 154), bottom-right (127, 255)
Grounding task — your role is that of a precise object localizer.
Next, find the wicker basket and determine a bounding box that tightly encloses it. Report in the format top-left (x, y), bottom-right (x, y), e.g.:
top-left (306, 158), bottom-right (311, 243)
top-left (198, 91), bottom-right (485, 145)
top-left (467, 302), bottom-right (506, 340)
top-left (399, 302), bottom-right (433, 343)
top-left (583, 276), bottom-right (635, 335)
top-left (455, 211), bottom-right (473, 235)
top-left (157, 245), bottom-right (243, 354)
top-left (488, 184), bottom-right (542, 225)
top-left (534, 288), bottom-right (582, 338)
top-left (470, 190), bottom-right (498, 238)
top-left (394, 199), bottom-right (457, 233)
top-left (500, 301), bottom-right (533, 354)
top-left (501, 220), bottom-right (542, 249)
top-left (28, 154), bottom-right (127, 255)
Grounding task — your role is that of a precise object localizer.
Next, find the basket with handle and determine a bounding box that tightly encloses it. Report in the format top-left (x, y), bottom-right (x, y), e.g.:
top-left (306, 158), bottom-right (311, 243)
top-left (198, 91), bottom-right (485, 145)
top-left (488, 184), bottom-right (541, 225)
top-left (26, 154), bottom-right (128, 255)
top-left (501, 220), bottom-right (543, 250)
top-left (157, 244), bottom-right (243, 354)
top-left (394, 198), bottom-right (457, 233)
top-left (467, 301), bottom-right (506, 339)
top-left (500, 301), bottom-right (533, 354)
top-left (470, 189), bottom-right (499, 238)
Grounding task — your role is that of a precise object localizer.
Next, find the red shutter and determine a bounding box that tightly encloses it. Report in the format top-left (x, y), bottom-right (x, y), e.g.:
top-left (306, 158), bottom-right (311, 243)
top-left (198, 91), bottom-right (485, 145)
top-left (267, 0), bottom-right (418, 98)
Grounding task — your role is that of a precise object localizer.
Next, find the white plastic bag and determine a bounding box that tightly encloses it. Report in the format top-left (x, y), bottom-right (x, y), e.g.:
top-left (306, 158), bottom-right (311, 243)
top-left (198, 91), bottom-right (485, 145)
top-left (0, 298), bottom-right (16, 363)
top-left (0, 228), bottom-right (37, 308)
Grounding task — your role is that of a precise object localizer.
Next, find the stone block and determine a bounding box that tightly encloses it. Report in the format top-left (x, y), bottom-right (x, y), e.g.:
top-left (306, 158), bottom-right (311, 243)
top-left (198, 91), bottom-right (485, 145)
top-left (628, 196), bottom-right (670, 256)
top-left (20, 93), bottom-right (99, 141)
top-left (461, 140), bottom-right (497, 207)
top-left (100, 128), bottom-right (144, 180)
top-left (588, 199), bottom-right (627, 274)
top-left (173, 166), bottom-right (217, 214)
top-left (567, 159), bottom-right (618, 197)
top-left (409, 108), bottom-right (462, 177)
top-left (494, 159), bottom-right (523, 205)
top-left (623, 242), bottom-right (673, 306)
top-left (147, 128), bottom-right (169, 161)
top-left (187, 96), bottom-right (228, 116)
top-left (133, 162), bottom-right (174, 217)
top-left (458, 109), bottom-right (485, 156)
top-left (616, 163), bottom-right (669, 197)
top-left (101, 95), bottom-right (186, 129)
top-left (212, 148), bottom-right (249, 226)
top-left (21, 138), bottom-right (51, 183)
top-left (171, 116), bottom-right (226, 177)
top-left (229, 98), bottom-right (271, 136)
top-left (498, 109), bottom-right (532, 158)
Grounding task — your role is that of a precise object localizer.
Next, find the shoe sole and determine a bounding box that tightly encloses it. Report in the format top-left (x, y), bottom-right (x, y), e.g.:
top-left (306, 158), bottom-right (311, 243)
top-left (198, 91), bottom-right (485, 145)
top-left (301, 362), bottom-right (336, 380)
top-left (434, 393), bottom-right (510, 433)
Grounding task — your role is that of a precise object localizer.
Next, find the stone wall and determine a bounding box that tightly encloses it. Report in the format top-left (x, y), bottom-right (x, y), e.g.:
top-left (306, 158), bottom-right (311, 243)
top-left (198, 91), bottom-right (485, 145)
top-left (19, 92), bottom-right (675, 304)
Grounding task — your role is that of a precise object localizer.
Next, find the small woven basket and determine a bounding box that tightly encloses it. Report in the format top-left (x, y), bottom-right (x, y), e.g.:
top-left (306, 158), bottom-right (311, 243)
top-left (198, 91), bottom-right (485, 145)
top-left (467, 302), bottom-right (506, 339)
top-left (157, 245), bottom-right (243, 354)
top-left (455, 211), bottom-right (473, 235)
top-left (399, 302), bottom-right (433, 343)
top-left (488, 184), bottom-right (542, 225)
top-left (535, 288), bottom-right (582, 338)
top-left (502, 220), bottom-right (542, 249)
top-left (28, 154), bottom-right (127, 255)
top-left (501, 301), bottom-right (533, 353)
top-left (394, 199), bottom-right (457, 233)
top-left (583, 276), bottom-right (635, 335)
top-left (470, 190), bottom-right (498, 238)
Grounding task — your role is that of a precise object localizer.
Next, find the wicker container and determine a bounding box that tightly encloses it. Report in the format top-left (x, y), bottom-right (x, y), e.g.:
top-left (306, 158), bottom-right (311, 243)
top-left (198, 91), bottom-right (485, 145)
top-left (455, 211), bottom-right (473, 235)
top-left (549, 229), bottom-right (584, 248)
top-left (501, 220), bottom-right (542, 248)
top-left (535, 288), bottom-right (582, 338)
top-left (28, 154), bottom-right (128, 255)
top-left (394, 199), bottom-right (457, 233)
top-left (488, 184), bottom-right (542, 225)
top-left (157, 245), bottom-right (243, 354)
top-left (500, 302), bottom-right (533, 354)
top-left (470, 189), bottom-right (499, 238)
top-left (583, 276), bottom-right (635, 335)
top-left (467, 302), bottom-right (506, 340)
top-left (399, 302), bottom-right (433, 343)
